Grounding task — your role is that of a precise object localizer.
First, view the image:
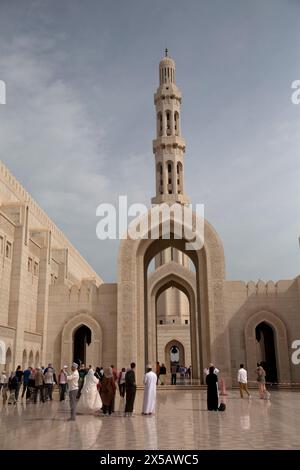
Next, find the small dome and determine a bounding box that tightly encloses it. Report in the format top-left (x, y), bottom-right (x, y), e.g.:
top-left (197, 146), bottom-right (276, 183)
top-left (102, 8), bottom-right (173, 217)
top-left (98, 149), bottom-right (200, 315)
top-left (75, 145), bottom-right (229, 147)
top-left (159, 56), bottom-right (175, 68)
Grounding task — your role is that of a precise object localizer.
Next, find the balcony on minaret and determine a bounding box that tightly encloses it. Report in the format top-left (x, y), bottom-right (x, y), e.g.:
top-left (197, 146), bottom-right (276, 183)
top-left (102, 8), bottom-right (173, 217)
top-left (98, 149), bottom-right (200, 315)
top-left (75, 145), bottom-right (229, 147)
top-left (153, 135), bottom-right (186, 153)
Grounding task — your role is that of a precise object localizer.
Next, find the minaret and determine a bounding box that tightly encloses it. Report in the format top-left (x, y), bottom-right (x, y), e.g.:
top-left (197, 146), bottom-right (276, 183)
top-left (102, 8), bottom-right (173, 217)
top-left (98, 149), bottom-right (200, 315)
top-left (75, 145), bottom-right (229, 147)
top-left (152, 50), bottom-right (190, 205)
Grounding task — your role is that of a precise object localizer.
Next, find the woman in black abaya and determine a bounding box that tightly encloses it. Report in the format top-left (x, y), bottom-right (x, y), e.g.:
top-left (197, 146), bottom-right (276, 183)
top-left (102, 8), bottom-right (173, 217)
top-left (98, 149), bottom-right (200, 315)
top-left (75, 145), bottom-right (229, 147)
top-left (206, 366), bottom-right (218, 411)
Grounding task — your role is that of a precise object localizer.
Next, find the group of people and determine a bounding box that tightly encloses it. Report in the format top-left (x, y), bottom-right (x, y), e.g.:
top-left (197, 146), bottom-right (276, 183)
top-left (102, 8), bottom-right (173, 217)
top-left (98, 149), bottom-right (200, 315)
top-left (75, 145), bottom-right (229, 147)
top-left (59, 362), bottom-right (138, 420)
top-left (0, 364), bottom-right (58, 404)
top-left (0, 360), bottom-right (272, 418)
top-left (67, 362), bottom-right (159, 420)
top-left (206, 362), bottom-right (271, 412)
top-left (156, 362), bottom-right (192, 386)
top-left (237, 362), bottom-right (271, 400)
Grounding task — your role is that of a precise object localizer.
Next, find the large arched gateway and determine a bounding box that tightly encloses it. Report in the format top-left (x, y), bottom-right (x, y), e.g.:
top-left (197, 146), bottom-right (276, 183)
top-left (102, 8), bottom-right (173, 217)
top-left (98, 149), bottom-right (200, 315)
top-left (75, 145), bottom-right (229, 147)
top-left (117, 208), bottom-right (232, 385)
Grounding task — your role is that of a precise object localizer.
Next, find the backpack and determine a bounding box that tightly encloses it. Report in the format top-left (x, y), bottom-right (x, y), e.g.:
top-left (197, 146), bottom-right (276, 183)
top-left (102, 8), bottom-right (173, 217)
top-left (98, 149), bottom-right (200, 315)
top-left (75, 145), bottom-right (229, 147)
top-left (218, 402), bottom-right (226, 411)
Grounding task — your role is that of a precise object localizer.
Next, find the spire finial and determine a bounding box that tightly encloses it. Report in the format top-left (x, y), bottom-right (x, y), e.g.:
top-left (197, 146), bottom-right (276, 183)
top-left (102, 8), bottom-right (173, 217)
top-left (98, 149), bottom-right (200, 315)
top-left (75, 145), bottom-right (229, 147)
top-left (165, 48), bottom-right (168, 57)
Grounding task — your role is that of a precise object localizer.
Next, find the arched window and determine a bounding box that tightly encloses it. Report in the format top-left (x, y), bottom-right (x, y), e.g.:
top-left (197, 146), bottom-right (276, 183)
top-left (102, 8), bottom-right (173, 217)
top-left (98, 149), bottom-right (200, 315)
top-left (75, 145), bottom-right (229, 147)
top-left (174, 111), bottom-right (179, 136)
top-left (166, 111), bottom-right (171, 135)
top-left (167, 162), bottom-right (173, 194)
top-left (157, 112), bottom-right (162, 137)
top-left (157, 163), bottom-right (163, 194)
top-left (177, 162), bottom-right (183, 194)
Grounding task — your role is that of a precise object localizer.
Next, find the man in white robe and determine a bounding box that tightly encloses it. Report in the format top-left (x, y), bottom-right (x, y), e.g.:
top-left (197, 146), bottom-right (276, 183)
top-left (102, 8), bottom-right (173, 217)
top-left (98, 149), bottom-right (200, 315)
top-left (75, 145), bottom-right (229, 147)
top-left (142, 365), bottom-right (157, 415)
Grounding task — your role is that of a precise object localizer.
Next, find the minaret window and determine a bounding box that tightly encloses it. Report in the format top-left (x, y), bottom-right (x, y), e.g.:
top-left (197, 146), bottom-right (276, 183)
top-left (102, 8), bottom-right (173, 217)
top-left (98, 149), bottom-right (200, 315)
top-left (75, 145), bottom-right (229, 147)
top-left (157, 163), bottom-right (163, 194)
top-left (157, 112), bottom-right (162, 137)
top-left (167, 162), bottom-right (173, 194)
top-left (166, 111), bottom-right (171, 135)
top-left (177, 162), bottom-right (183, 194)
top-left (174, 111), bottom-right (179, 136)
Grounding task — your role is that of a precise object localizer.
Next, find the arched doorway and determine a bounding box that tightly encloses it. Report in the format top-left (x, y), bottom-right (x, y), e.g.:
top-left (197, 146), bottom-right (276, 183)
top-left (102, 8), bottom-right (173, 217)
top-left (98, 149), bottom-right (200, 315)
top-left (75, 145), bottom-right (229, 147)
top-left (149, 265), bottom-right (196, 378)
top-left (73, 325), bottom-right (92, 365)
top-left (164, 339), bottom-right (185, 370)
top-left (245, 310), bottom-right (291, 383)
top-left (255, 322), bottom-right (278, 382)
top-left (61, 313), bottom-right (102, 368)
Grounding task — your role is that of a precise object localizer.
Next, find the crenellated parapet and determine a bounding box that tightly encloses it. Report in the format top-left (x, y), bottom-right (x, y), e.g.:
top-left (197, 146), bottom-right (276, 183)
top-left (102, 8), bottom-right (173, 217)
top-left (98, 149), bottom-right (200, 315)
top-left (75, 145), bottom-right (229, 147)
top-left (244, 279), bottom-right (294, 296)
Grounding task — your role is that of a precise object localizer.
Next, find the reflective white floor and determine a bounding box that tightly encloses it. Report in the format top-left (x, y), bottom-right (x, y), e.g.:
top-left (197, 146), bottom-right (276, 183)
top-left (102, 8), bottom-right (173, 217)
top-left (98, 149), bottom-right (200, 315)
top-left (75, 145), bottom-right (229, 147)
top-left (0, 390), bottom-right (300, 450)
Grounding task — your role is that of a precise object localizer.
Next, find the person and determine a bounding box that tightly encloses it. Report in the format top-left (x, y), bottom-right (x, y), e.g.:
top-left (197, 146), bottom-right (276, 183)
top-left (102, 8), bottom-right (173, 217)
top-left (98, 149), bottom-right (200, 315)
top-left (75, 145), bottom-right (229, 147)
top-left (58, 366), bottom-right (68, 401)
top-left (27, 368), bottom-right (36, 401)
top-left (110, 365), bottom-right (118, 382)
top-left (77, 368), bottom-right (102, 414)
top-left (186, 365), bottom-right (192, 380)
top-left (159, 363), bottom-right (167, 385)
top-left (44, 365), bottom-right (56, 400)
top-left (206, 366), bottom-right (218, 411)
top-left (77, 363), bottom-right (87, 399)
top-left (171, 363), bottom-right (177, 385)
top-left (125, 362), bottom-right (136, 416)
top-left (118, 367), bottom-right (126, 398)
top-left (101, 367), bottom-right (116, 415)
top-left (0, 370), bottom-right (6, 393)
top-left (34, 367), bottom-right (45, 403)
top-left (204, 363), bottom-right (220, 375)
top-left (238, 364), bottom-right (251, 398)
top-left (66, 363), bottom-right (79, 421)
top-left (256, 363), bottom-right (270, 399)
top-left (14, 365), bottom-right (23, 401)
top-left (156, 362), bottom-right (161, 385)
top-left (179, 365), bottom-right (186, 384)
top-left (142, 364), bottom-right (157, 415)
top-left (0, 370), bottom-right (8, 405)
top-left (22, 366), bottom-right (32, 399)
top-left (8, 372), bottom-right (18, 404)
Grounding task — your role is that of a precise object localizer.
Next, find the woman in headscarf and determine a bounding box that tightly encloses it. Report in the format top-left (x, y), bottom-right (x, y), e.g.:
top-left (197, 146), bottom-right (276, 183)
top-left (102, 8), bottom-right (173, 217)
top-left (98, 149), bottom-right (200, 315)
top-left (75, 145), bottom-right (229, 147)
top-left (77, 368), bottom-right (102, 414)
top-left (206, 366), bottom-right (218, 411)
top-left (101, 367), bottom-right (116, 415)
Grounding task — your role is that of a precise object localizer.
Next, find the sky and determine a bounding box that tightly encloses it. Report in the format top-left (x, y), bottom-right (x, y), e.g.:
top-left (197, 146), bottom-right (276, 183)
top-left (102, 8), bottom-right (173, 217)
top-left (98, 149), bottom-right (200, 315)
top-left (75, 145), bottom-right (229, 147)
top-left (0, 0), bottom-right (300, 282)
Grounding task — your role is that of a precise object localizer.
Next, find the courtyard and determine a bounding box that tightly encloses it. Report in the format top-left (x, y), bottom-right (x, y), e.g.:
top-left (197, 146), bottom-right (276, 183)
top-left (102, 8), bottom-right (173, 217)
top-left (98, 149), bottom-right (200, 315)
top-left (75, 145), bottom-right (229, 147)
top-left (0, 389), bottom-right (299, 450)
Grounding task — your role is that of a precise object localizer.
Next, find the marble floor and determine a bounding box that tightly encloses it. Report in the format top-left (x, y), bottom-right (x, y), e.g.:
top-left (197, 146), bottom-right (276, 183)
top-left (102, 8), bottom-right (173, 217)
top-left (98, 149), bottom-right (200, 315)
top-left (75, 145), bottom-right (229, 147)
top-left (0, 389), bottom-right (300, 450)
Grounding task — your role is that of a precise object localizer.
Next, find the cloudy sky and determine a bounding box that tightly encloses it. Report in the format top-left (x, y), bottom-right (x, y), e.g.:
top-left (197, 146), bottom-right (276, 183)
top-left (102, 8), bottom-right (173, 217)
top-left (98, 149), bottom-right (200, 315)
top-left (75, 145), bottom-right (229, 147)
top-left (0, 0), bottom-right (300, 282)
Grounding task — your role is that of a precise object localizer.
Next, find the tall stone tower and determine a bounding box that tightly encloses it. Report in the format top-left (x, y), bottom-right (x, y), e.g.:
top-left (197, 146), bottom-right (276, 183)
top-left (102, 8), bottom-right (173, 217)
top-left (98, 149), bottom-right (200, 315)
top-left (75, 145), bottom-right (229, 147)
top-left (152, 52), bottom-right (191, 366)
top-left (151, 50), bottom-right (190, 205)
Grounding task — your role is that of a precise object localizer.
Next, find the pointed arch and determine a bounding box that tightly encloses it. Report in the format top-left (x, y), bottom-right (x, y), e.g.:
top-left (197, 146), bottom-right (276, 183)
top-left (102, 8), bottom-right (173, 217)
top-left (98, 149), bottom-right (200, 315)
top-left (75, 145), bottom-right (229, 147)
top-left (22, 350), bottom-right (27, 369)
top-left (245, 310), bottom-right (290, 383)
top-left (61, 313), bottom-right (102, 368)
top-left (28, 350), bottom-right (34, 367)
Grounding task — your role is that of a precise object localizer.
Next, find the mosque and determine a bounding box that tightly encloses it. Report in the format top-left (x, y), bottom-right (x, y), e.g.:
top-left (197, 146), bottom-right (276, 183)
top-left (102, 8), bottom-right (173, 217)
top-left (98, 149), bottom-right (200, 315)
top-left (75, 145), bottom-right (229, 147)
top-left (0, 53), bottom-right (299, 387)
